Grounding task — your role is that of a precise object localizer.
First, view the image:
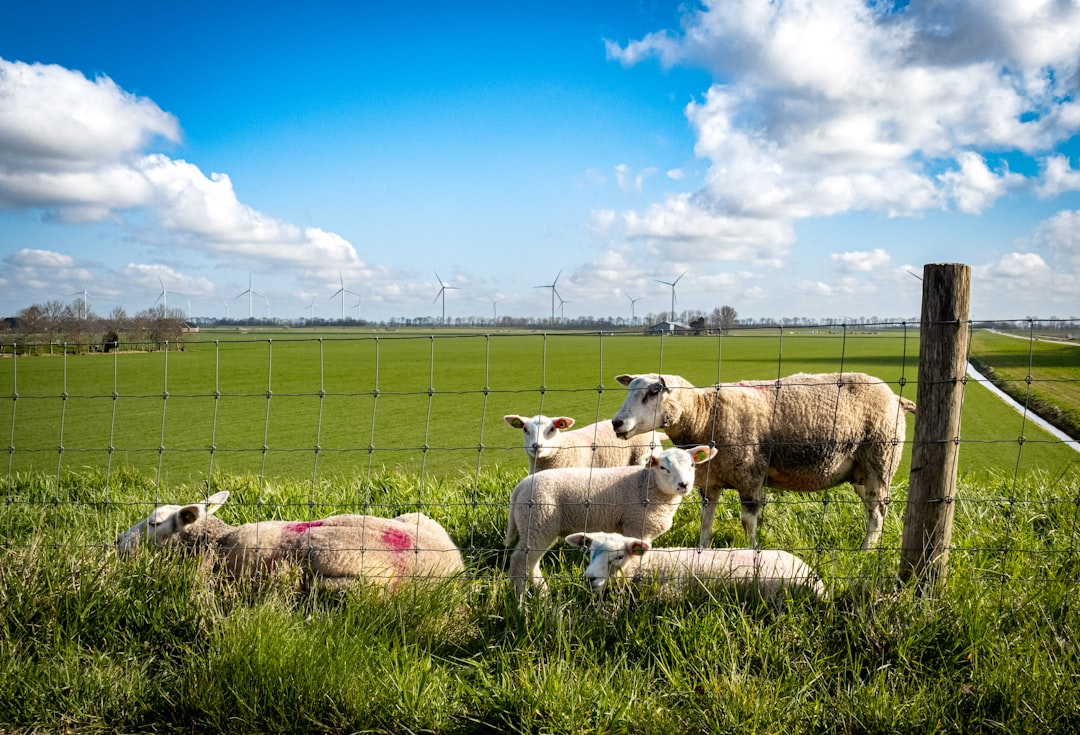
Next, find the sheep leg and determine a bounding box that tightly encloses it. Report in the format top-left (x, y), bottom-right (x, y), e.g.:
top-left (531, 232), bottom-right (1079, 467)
top-left (738, 486), bottom-right (766, 549)
top-left (508, 543), bottom-right (550, 596)
top-left (854, 479), bottom-right (888, 550)
top-left (698, 488), bottom-right (720, 548)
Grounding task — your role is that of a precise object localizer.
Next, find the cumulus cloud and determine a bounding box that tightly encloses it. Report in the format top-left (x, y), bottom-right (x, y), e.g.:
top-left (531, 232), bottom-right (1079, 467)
top-left (1030, 209), bottom-right (1080, 269)
top-left (0, 57), bottom-right (361, 271)
top-left (605, 0), bottom-right (1080, 261)
top-left (831, 248), bottom-right (891, 272)
top-left (970, 210), bottom-right (1080, 315)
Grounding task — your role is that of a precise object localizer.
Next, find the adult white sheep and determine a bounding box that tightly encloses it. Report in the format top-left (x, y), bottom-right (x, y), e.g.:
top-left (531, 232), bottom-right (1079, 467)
top-left (565, 531), bottom-right (826, 604)
top-left (504, 444), bottom-right (716, 594)
top-left (610, 372), bottom-right (916, 550)
top-left (503, 414), bottom-right (665, 473)
top-left (116, 491), bottom-right (465, 590)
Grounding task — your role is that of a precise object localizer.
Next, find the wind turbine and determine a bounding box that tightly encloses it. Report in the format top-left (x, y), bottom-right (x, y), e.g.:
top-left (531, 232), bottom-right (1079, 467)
top-left (69, 284), bottom-right (92, 319)
top-left (329, 271), bottom-right (359, 320)
top-left (223, 299), bottom-right (231, 320)
top-left (307, 298), bottom-right (316, 322)
top-left (557, 295), bottom-right (571, 320)
top-left (155, 276), bottom-right (184, 316)
top-left (234, 273), bottom-right (261, 319)
top-left (626, 293), bottom-right (640, 325)
top-left (655, 271), bottom-right (686, 319)
top-left (534, 269), bottom-right (562, 324)
top-left (432, 271), bottom-right (460, 325)
top-left (491, 298), bottom-right (500, 324)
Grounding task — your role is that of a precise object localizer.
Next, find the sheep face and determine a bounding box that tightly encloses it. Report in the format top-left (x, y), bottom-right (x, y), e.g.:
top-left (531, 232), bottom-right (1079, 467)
top-left (115, 491), bottom-right (229, 557)
top-left (611, 374), bottom-right (682, 439)
top-left (649, 445), bottom-right (717, 496)
top-left (504, 414), bottom-right (575, 460)
top-left (566, 531), bottom-right (649, 591)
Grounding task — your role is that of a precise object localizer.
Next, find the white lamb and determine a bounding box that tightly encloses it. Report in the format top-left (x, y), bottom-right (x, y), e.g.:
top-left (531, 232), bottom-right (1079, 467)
top-left (116, 491), bottom-right (465, 590)
top-left (611, 372), bottom-right (916, 550)
top-left (503, 414), bottom-right (665, 473)
top-left (504, 444), bottom-right (717, 595)
top-left (565, 531), bottom-right (827, 604)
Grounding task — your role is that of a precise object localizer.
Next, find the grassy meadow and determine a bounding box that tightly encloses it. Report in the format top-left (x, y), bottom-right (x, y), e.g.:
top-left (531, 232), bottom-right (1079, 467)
top-left (2, 326), bottom-right (1075, 486)
top-left (2, 326), bottom-right (1080, 733)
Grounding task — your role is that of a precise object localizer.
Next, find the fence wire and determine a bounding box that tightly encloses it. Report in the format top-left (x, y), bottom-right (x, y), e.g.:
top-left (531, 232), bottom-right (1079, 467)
top-left (2, 320), bottom-right (1078, 593)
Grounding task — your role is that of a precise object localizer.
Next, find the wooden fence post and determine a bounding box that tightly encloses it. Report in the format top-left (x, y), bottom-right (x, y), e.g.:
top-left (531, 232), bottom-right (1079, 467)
top-left (899, 262), bottom-right (971, 592)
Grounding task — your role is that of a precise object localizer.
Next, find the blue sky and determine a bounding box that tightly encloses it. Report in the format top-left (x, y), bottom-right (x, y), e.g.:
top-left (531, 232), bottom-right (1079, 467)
top-left (1, 0), bottom-right (1078, 324)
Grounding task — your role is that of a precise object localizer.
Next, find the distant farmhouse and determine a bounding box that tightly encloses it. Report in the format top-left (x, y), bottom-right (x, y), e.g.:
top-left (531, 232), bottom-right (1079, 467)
top-left (649, 320), bottom-right (691, 335)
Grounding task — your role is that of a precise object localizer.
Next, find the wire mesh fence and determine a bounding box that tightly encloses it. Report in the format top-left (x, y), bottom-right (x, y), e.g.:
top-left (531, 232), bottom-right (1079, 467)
top-left (2, 319), bottom-right (1078, 593)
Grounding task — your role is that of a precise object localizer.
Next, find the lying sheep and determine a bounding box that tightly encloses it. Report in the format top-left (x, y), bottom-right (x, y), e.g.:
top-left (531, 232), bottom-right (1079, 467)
top-left (564, 531), bottom-right (826, 604)
top-left (504, 444), bottom-right (716, 594)
top-left (116, 491), bottom-right (465, 590)
top-left (611, 372), bottom-right (916, 550)
top-left (503, 414), bottom-right (664, 473)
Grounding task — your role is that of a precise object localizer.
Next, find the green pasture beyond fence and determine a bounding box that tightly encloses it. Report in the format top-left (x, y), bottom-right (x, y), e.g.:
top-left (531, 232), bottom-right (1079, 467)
top-left (2, 326), bottom-right (1076, 485)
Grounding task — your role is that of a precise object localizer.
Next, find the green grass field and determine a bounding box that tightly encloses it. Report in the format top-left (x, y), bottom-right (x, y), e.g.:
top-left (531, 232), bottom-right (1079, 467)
top-left (969, 329), bottom-right (1080, 440)
top-left (2, 327), bottom-right (1079, 733)
top-left (2, 328), bottom-right (1075, 488)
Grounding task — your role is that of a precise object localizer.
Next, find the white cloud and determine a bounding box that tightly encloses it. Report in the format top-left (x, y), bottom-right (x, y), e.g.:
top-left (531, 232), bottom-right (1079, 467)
top-left (619, 192), bottom-right (795, 264)
top-left (604, 0), bottom-right (1080, 264)
top-left (0, 57), bottom-right (362, 272)
top-left (831, 248), bottom-right (891, 273)
top-left (1037, 155), bottom-right (1080, 197)
top-left (1031, 209), bottom-right (1080, 269)
top-left (614, 164), bottom-right (657, 192)
top-left (938, 152), bottom-right (1023, 214)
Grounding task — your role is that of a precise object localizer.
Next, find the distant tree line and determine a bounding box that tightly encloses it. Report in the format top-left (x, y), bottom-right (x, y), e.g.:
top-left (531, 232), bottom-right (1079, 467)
top-left (1, 300), bottom-right (189, 354)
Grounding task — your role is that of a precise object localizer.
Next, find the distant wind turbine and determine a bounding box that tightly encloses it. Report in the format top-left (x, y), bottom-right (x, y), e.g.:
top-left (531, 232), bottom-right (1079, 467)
top-left (432, 271), bottom-right (460, 325)
top-left (234, 273), bottom-right (261, 319)
top-left (329, 271), bottom-right (359, 320)
top-left (655, 271), bottom-right (686, 318)
top-left (222, 299), bottom-right (231, 319)
top-left (557, 296), bottom-right (571, 320)
top-left (626, 293), bottom-right (640, 324)
top-left (534, 270), bottom-right (562, 323)
top-left (69, 284), bottom-right (92, 319)
top-left (155, 276), bottom-right (185, 315)
top-left (491, 298), bottom-right (500, 323)
top-left (307, 298), bottom-right (316, 321)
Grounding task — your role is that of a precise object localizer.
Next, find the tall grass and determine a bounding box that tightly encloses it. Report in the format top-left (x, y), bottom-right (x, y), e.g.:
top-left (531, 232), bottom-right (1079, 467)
top-left (2, 466), bottom-right (1079, 734)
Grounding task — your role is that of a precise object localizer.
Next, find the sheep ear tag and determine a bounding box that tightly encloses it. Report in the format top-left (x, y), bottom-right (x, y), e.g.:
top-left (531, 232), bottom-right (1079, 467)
top-left (553, 417), bottom-right (574, 430)
top-left (692, 448), bottom-right (712, 464)
top-left (629, 541), bottom-right (649, 556)
top-left (505, 416), bottom-right (525, 429)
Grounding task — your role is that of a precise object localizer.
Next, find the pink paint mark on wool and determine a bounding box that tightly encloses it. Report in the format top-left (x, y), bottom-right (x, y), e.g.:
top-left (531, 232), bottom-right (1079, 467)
top-left (382, 526), bottom-right (414, 552)
top-left (283, 520), bottom-right (324, 534)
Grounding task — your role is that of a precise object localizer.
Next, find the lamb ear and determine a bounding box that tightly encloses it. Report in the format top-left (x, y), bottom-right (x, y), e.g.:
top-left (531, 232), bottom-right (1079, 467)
top-left (504, 415), bottom-right (526, 429)
top-left (628, 540), bottom-right (650, 556)
top-left (552, 417), bottom-right (575, 430)
top-left (177, 505), bottom-right (204, 527)
top-left (204, 491), bottom-right (229, 515)
top-left (615, 374), bottom-right (635, 387)
top-left (565, 532), bottom-right (590, 548)
top-left (691, 446), bottom-right (717, 464)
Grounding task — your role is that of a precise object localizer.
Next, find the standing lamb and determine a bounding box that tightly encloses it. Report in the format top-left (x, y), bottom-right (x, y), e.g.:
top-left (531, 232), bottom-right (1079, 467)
top-left (610, 372), bottom-right (916, 550)
top-left (116, 491), bottom-right (465, 589)
top-left (504, 444), bottom-right (716, 594)
top-left (565, 531), bottom-right (826, 604)
top-left (503, 414), bottom-right (665, 473)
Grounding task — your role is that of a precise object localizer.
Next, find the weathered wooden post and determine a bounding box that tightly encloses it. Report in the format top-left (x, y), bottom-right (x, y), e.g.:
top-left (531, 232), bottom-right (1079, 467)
top-left (899, 262), bottom-right (971, 592)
